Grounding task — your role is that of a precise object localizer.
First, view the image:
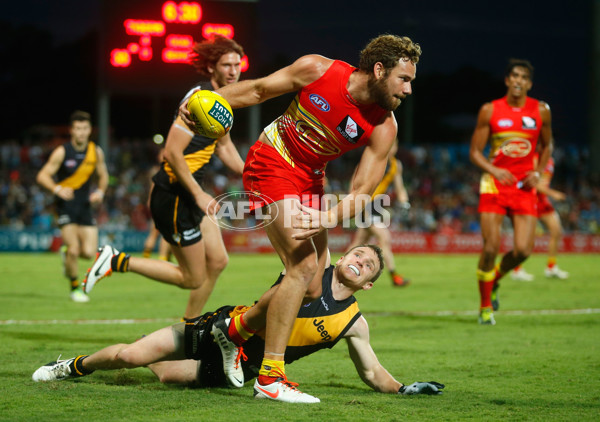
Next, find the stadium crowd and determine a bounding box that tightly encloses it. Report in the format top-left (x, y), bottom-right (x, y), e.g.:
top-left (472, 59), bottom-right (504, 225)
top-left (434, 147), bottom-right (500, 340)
top-left (1, 134), bottom-right (599, 234)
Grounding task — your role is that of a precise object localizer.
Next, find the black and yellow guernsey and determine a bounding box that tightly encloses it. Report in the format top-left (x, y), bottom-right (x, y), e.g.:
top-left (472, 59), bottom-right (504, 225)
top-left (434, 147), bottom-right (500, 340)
top-left (371, 156), bottom-right (397, 198)
top-left (240, 265), bottom-right (362, 370)
top-left (56, 141), bottom-right (97, 203)
top-left (152, 82), bottom-right (217, 193)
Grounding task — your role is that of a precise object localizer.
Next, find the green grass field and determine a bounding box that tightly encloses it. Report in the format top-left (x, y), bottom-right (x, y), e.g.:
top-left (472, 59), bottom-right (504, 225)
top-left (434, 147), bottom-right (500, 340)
top-left (0, 252), bottom-right (599, 421)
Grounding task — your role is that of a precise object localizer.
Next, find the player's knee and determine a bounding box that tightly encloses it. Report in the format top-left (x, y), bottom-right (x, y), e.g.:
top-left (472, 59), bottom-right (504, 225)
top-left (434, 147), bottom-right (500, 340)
top-left (66, 246), bottom-right (80, 259)
top-left (207, 254), bottom-right (229, 274)
top-left (180, 274), bottom-right (202, 289)
top-left (115, 347), bottom-right (142, 368)
top-left (80, 248), bottom-right (96, 260)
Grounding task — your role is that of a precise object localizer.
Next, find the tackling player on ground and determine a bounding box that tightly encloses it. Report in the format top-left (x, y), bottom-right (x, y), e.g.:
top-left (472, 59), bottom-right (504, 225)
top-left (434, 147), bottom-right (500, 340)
top-left (32, 245), bottom-right (444, 402)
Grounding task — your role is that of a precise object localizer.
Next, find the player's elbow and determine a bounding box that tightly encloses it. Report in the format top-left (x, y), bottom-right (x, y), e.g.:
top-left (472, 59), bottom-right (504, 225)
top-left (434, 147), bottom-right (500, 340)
top-left (163, 147), bottom-right (179, 164)
top-left (469, 148), bottom-right (478, 164)
top-left (350, 182), bottom-right (376, 202)
top-left (35, 172), bottom-right (44, 186)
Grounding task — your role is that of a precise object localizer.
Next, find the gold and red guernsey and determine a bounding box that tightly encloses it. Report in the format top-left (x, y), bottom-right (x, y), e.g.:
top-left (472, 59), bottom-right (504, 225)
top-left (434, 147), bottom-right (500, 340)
top-left (264, 60), bottom-right (387, 173)
top-left (487, 96), bottom-right (542, 183)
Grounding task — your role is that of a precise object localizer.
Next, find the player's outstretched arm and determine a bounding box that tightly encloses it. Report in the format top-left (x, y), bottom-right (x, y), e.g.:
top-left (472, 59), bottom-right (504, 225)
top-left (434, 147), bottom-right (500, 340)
top-left (345, 316), bottom-right (444, 395)
top-left (179, 55), bottom-right (333, 127)
top-left (216, 54), bottom-right (332, 109)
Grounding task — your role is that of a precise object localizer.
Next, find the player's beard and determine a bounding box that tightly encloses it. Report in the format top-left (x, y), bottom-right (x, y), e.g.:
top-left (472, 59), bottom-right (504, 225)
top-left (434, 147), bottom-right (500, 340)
top-left (368, 74), bottom-right (402, 111)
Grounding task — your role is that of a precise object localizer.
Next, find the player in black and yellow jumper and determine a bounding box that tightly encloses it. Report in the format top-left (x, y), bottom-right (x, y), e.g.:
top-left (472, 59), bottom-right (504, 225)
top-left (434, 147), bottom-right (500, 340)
top-left (83, 36), bottom-right (246, 320)
top-left (33, 245), bottom-right (444, 401)
top-left (36, 110), bottom-right (109, 302)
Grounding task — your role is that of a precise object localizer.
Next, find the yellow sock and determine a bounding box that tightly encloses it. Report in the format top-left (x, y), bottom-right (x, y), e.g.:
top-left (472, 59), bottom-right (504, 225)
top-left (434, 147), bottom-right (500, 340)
top-left (258, 359), bottom-right (285, 378)
top-left (142, 249), bottom-right (151, 258)
top-left (477, 268), bottom-right (496, 283)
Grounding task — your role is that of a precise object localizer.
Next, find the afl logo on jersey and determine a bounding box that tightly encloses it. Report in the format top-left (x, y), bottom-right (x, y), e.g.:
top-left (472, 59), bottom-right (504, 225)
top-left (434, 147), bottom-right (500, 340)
top-left (500, 138), bottom-right (532, 158)
top-left (497, 118), bottom-right (513, 128)
top-left (309, 94), bottom-right (330, 112)
top-left (64, 159), bottom-right (77, 168)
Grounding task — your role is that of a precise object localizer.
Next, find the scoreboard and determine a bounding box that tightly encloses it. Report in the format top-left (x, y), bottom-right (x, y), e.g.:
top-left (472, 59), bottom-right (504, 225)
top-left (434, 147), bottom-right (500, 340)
top-left (102, 0), bottom-right (258, 94)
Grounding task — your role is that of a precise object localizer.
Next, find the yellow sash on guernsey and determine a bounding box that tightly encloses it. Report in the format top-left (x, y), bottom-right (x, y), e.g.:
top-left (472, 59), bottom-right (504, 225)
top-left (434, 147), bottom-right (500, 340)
top-left (163, 140), bottom-right (218, 183)
top-left (286, 301), bottom-right (360, 346)
top-left (58, 142), bottom-right (97, 189)
top-left (371, 157), bottom-right (398, 198)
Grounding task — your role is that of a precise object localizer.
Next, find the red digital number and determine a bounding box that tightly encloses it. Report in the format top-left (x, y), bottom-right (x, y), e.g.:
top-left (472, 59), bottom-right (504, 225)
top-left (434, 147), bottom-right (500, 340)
top-left (111, 1), bottom-right (246, 70)
top-left (163, 1), bottom-right (201, 24)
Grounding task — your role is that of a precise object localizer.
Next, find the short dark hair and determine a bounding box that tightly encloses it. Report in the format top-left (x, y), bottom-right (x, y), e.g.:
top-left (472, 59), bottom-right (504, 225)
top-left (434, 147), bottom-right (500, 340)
top-left (70, 110), bottom-right (91, 125)
top-left (505, 58), bottom-right (534, 79)
top-left (348, 244), bottom-right (385, 282)
top-left (189, 35), bottom-right (244, 77)
top-left (359, 34), bottom-right (421, 73)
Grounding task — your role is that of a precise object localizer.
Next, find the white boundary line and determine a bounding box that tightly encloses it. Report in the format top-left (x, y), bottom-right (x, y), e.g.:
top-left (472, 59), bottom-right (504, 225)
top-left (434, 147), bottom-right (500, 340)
top-left (1, 308), bottom-right (599, 325)
top-left (0, 318), bottom-right (179, 326)
top-left (368, 308), bottom-right (600, 317)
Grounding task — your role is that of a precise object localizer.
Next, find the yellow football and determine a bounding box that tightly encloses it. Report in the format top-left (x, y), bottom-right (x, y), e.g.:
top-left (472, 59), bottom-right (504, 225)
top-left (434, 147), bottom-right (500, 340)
top-left (186, 90), bottom-right (234, 138)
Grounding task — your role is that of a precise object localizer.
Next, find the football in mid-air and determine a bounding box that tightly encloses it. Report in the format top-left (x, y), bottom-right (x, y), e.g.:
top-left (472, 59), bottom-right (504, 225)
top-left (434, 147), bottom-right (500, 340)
top-left (186, 90), bottom-right (234, 138)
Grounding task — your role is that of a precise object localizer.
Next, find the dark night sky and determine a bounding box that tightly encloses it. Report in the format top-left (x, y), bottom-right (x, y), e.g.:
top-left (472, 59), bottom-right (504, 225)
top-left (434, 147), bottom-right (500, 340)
top-left (2, 0), bottom-right (592, 146)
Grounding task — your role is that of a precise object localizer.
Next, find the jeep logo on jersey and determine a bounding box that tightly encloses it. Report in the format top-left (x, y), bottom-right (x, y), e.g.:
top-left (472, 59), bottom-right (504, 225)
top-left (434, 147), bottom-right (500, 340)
top-left (313, 319), bottom-right (332, 342)
top-left (497, 118), bottom-right (513, 128)
top-left (500, 138), bottom-right (532, 158)
top-left (309, 94), bottom-right (330, 112)
top-left (522, 116), bottom-right (537, 129)
top-left (209, 101), bottom-right (233, 130)
top-left (336, 115), bottom-right (364, 144)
